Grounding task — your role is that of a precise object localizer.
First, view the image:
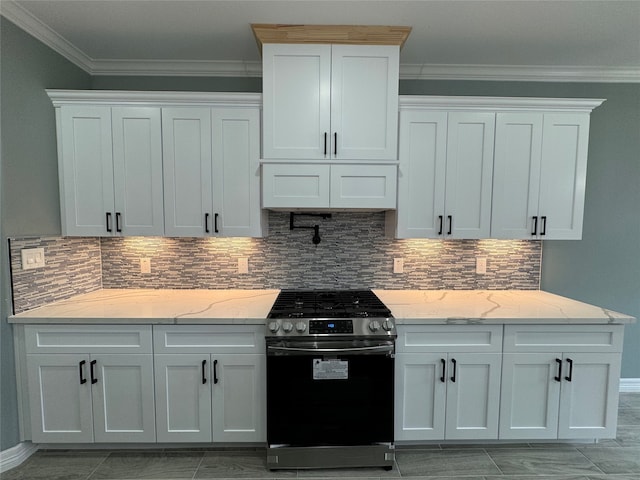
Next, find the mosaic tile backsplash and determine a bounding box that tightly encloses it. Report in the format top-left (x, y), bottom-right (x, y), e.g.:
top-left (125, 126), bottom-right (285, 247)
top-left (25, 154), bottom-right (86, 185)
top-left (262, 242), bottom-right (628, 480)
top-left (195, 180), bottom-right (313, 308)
top-left (10, 212), bottom-right (541, 313)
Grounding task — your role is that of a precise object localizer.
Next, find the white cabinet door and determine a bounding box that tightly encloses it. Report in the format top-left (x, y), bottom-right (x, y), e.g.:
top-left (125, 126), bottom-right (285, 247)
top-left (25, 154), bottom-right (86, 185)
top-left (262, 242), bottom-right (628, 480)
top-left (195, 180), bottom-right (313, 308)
top-left (499, 353), bottom-right (561, 440)
top-left (395, 353), bottom-right (447, 441)
top-left (538, 113), bottom-right (590, 240)
top-left (26, 354), bottom-right (94, 443)
top-left (154, 354), bottom-right (212, 443)
top-left (395, 110), bottom-right (447, 238)
top-left (444, 113), bottom-right (495, 239)
top-left (212, 108), bottom-right (263, 237)
top-left (262, 164), bottom-right (331, 208)
top-left (491, 113), bottom-right (543, 239)
top-left (330, 164), bottom-right (397, 209)
top-left (330, 45), bottom-right (399, 160)
top-left (558, 353), bottom-right (621, 439)
top-left (212, 354), bottom-right (266, 442)
top-left (111, 107), bottom-right (164, 236)
top-left (445, 353), bottom-right (501, 440)
top-left (58, 106), bottom-right (115, 236)
top-left (162, 108), bottom-right (213, 236)
top-left (262, 44), bottom-right (331, 160)
top-left (91, 354), bottom-right (156, 443)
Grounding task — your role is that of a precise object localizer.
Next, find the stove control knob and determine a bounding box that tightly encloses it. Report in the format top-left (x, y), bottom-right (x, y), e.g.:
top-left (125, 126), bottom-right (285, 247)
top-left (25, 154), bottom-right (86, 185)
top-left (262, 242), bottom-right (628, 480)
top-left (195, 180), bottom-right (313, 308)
top-left (382, 319), bottom-right (394, 332)
top-left (369, 320), bottom-right (381, 332)
top-left (282, 321), bottom-right (294, 333)
top-left (268, 321), bottom-right (280, 333)
top-left (295, 321), bottom-right (307, 333)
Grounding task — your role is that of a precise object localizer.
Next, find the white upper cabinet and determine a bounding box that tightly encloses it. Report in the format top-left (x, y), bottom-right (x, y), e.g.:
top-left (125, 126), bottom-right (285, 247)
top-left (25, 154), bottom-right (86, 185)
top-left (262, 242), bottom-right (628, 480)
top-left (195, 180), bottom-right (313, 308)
top-left (57, 105), bottom-right (164, 237)
top-left (393, 107), bottom-right (495, 239)
top-left (262, 43), bottom-right (399, 161)
top-left (492, 112), bottom-right (592, 240)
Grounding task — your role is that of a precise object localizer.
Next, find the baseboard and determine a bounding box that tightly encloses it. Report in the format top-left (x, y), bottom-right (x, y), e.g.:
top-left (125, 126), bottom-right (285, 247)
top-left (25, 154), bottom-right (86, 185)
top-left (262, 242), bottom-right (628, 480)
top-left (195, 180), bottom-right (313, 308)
top-left (620, 378), bottom-right (640, 393)
top-left (0, 441), bottom-right (38, 473)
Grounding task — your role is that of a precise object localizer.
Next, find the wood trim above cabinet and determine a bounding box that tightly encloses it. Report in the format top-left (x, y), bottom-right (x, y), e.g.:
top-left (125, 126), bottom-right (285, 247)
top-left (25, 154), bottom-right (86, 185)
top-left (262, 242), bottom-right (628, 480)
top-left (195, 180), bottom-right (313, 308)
top-left (251, 24), bottom-right (412, 51)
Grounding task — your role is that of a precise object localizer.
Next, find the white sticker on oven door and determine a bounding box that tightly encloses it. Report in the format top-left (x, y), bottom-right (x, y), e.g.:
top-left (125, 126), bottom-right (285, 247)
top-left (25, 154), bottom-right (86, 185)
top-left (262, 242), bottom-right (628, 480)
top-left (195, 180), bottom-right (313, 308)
top-left (313, 358), bottom-right (348, 380)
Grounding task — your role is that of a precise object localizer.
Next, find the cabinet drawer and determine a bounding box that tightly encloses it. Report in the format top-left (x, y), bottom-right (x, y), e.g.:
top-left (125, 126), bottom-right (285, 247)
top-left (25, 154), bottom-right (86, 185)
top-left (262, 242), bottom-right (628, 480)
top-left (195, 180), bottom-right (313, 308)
top-left (262, 164), bottom-right (330, 208)
top-left (396, 325), bottom-right (502, 353)
top-left (153, 325), bottom-right (265, 353)
top-left (25, 325), bottom-right (152, 354)
top-left (330, 165), bottom-right (397, 209)
top-left (503, 325), bottom-right (624, 353)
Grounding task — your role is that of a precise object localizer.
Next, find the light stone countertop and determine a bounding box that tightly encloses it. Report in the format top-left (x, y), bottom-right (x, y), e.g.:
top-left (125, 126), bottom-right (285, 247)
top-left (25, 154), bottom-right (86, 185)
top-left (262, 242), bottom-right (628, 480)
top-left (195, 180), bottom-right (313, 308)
top-left (373, 289), bottom-right (635, 325)
top-left (8, 288), bottom-right (635, 325)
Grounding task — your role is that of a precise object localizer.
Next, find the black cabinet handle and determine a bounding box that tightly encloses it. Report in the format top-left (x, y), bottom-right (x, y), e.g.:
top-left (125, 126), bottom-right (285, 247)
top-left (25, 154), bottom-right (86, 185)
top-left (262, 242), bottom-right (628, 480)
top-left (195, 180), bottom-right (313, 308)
top-left (565, 358), bottom-right (573, 382)
top-left (540, 216), bottom-right (547, 236)
top-left (106, 212), bottom-right (112, 232)
top-left (202, 359), bottom-right (207, 384)
top-left (554, 358), bottom-right (562, 382)
top-left (90, 359), bottom-right (98, 384)
top-left (438, 215), bottom-right (443, 235)
top-left (447, 215), bottom-right (453, 235)
top-left (115, 212), bottom-right (122, 232)
top-left (532, 216), bottom-right (538, 236)
top-left (214, 213), bottom-right (219, 233)
top-left (79, 360), bottom-right (87, 384)
top-left (334, 132), bottom-right (337, 156)
top-left (213, 359), bottom-right (219, 384)
top-left (450, 358), bottom-right (457, 383)
top-left (440, 358), bottom-right (446, 383)
top-left (324, 132), bottom-right (327, 156)
top-left (205, 213), bottom-right (210, 233)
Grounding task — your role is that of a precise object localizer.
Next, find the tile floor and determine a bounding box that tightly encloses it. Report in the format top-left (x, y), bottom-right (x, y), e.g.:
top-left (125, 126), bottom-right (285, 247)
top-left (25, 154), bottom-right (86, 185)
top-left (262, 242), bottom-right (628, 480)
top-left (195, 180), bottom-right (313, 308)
top-left (4, 393), bottom-right (640, 480)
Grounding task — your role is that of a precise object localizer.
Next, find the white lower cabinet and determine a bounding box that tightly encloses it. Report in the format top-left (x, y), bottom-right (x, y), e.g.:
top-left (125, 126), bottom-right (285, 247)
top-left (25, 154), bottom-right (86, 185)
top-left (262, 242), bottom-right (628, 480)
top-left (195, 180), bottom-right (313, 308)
top-left (500, 325), bottom-right (623, 440)
top-left (24, 325), bottom-right (156, 443)
top-left (153, 325), bottom-right (266, 443)
top-left (395, 325), bottom-right (503, 441)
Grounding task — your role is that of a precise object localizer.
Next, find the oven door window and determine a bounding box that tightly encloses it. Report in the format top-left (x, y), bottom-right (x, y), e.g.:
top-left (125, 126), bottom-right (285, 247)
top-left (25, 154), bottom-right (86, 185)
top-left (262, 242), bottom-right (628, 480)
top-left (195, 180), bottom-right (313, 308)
top-left (267, 353), bottom-right (393, 446)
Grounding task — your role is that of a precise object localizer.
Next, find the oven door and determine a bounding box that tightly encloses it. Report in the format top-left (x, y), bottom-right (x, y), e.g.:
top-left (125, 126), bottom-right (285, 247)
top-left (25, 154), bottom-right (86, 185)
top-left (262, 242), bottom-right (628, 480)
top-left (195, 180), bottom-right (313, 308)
top-left (266, 339), bottom-right (394, 447)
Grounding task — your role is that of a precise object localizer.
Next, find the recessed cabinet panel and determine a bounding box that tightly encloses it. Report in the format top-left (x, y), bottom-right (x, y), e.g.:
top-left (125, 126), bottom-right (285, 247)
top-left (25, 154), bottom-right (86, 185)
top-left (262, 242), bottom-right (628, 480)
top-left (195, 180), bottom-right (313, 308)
top-left (262, 164), bottom-right (331, 208)
top-left (538, 114), bottom-right (590, 239)
top-left (330, 165), bottom-right (397, 209)
top-left (262, 44), bottom-right (331, 159)
top-left (491, 113), bottom-right (543, 239)
top-left (112, 108), bottom-right (164, 236)
top-left (331, 45), bottom-right (399, 160)
top-left (162, 108), bottom-right (213, 237)
top-left (59, 106), bottom-right (114, 236)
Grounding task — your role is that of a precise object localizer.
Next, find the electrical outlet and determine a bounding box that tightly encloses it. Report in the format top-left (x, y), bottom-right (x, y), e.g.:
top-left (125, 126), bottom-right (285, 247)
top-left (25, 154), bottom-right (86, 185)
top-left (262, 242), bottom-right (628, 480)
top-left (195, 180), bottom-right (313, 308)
top-left (140, 258), bottom-right (151, 274)
top-left (21, 248), bottom-right (45, 270)
top-left (238, 257), bottom-right (249, 274)
top-left (476, 257), bottom-right (487, 274)
top-left (393, 257), bottom-right (404, 274)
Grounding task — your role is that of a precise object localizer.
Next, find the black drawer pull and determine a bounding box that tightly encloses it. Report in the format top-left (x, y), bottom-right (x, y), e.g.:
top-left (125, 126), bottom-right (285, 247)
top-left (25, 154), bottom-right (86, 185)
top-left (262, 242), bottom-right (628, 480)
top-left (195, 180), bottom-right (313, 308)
top-left (214, 213), bottom-right (219, 233)
top-left (554, 358), bottom-right (562, 382)
top-left (202, 359), bottom-right (207, 384)
top-left (90, 359), bottom-right (98, 384)
top-left (450, 358), bottom-right (457, 382)
top-left (79, 360), bottom-right (87, 384)
top-left (447, 215), bottom-right (453, 235)
top-left (106, 212), bottom-right (112, 232)
top-left (438, 215), bottom-right (443, 235)
top-left (213, 359), bottom-right (219, 384)
top-left (532, 216), bottom-right (538, 236)
top-left (540, 216), bottom-right (547, 236)
top-left (205, 213), bottom-right (210, 233)
top-left (565, 358), bottom-right (573, 382)
top-left (440, 358), bottom-right (446, 383)
top-left (334, 132), bottom-right (337, 156)
top-left (115, 212), bottom-right (122, 232)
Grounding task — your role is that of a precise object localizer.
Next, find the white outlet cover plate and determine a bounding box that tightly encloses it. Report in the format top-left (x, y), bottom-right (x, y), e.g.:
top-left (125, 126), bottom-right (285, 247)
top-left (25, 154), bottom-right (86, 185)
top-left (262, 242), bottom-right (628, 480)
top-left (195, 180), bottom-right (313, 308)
top-left (21, 248), bottom-right (45, 270)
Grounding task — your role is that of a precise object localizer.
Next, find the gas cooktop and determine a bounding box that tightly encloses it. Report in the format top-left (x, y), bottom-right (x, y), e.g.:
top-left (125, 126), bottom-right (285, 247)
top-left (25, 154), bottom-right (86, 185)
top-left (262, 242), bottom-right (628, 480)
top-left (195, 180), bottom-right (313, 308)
top-left (267, 289), bottom-right (392, 319)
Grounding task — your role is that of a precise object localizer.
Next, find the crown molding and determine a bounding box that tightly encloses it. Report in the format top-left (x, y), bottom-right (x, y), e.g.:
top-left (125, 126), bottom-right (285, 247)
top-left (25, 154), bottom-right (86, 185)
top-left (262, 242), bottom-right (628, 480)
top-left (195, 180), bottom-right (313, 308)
top-left (2, 0), bottom-right (639, 83)
top-left (399, 95), bottom-right (605, 112)
top-left (0, 0), bottom-right (94, 72)
top-left (399, 63), bottom-right (640, 83)
top-left (46, 90), bottom-right (262, 107)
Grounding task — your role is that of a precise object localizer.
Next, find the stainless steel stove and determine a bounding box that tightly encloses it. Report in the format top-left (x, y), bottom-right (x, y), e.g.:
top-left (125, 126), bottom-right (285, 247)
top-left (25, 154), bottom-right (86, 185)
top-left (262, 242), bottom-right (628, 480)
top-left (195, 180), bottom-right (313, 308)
top-left (265, 290), bottom-right (396, 471)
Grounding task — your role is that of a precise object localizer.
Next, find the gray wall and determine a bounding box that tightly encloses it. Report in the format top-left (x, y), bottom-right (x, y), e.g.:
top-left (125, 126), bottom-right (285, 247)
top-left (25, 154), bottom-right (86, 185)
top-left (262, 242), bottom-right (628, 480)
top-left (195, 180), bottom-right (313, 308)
top-left (0, 17), bottom-right (91, 450)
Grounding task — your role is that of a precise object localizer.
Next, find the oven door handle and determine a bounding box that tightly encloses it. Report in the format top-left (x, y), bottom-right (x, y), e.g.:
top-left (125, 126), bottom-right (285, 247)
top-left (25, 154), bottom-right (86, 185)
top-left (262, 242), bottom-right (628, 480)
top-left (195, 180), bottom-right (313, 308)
top-left (267, 344), bottom-right (394, 356)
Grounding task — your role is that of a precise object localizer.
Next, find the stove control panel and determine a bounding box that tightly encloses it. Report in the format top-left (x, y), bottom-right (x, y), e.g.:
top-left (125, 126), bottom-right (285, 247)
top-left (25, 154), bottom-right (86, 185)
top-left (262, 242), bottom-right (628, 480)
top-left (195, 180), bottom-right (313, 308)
top-left (309, 319), bottom-right (354, 334)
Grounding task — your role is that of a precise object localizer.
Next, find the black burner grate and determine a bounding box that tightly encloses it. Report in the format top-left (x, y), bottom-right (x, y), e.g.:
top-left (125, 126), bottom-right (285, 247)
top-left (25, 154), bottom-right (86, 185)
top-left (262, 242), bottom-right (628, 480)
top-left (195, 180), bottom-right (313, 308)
top-left (268, 289), bottom-right (392, 319)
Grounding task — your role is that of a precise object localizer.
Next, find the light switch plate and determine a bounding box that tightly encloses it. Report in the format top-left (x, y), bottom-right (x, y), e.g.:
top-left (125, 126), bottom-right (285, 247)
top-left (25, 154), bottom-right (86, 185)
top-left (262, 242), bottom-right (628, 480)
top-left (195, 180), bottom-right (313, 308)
top-left (238, 257), bottom-right (249, 274)
top-left (21, 248), bottom-right (45, 270)
top-left (476, 257), bottom-right (487, 274)
top-left (140, 258), bottom-right (151, 274)
top-left (393, 257), bottom-right (404, 274)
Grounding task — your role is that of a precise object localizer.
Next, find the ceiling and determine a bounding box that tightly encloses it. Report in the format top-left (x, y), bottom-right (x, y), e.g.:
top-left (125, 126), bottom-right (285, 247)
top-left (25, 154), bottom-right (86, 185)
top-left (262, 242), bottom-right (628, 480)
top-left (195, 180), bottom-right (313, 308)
top-left (2, 0), bottom-right (639, 82)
